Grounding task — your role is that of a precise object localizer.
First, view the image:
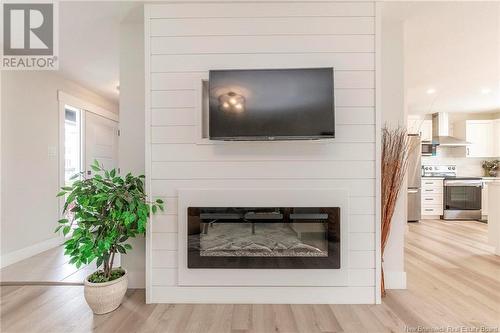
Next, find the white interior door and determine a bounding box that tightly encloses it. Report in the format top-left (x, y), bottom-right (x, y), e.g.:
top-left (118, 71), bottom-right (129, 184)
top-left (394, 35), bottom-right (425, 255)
top-left (84, 111), bottom-right (119, 176)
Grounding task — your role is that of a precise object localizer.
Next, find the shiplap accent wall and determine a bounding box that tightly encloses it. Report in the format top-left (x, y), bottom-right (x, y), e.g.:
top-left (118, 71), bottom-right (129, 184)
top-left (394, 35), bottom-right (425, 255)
top-left (145, 1), bottom-right (380, 303)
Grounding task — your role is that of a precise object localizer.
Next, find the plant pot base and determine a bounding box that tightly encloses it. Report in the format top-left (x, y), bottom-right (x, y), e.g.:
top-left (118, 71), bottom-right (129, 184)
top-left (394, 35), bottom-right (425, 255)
top-left (84, 270), bottom-right (128, 315)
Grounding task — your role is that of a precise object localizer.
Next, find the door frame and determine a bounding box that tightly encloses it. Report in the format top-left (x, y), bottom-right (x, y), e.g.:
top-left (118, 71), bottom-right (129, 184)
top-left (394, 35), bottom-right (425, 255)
top-left (57, 91), bottom-right (119, 219)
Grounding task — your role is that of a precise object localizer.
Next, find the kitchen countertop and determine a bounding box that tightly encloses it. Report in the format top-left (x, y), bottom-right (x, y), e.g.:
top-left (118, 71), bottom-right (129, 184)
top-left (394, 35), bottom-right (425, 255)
top-left (482, 177), bottom-right (500, 181)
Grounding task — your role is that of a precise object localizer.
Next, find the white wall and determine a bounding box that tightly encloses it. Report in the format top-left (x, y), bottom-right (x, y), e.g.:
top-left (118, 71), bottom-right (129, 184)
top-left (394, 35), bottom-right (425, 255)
top-left (119, 13), bottom-right (146, 288)
top-left (1, 71), bottom-right (117, 267)
top-left (145, 2), bottom-right (380, 303)
top-left (380, 5), bottom-right (407, 289)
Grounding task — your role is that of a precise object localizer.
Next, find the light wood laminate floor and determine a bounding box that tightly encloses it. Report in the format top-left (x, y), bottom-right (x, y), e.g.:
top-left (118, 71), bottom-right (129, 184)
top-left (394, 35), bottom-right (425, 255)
top-left (0, 246), bottom-right (94, 284)
top-left (1, 219), bottom-right (499, 332)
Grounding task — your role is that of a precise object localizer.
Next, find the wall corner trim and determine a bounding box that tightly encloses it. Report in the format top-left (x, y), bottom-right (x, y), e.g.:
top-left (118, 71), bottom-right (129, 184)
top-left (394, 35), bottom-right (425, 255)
top-left (384, 271), bottom-right (407, 290)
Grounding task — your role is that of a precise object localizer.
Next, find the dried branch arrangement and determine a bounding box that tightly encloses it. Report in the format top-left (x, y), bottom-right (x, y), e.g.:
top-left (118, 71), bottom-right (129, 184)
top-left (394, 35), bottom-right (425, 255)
top-left (381, 125), bottom-right (414, 296)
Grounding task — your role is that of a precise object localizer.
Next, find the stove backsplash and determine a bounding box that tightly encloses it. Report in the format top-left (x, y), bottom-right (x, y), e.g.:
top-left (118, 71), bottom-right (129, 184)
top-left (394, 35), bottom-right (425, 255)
top-left (422, 148), bottom-right (485, 177)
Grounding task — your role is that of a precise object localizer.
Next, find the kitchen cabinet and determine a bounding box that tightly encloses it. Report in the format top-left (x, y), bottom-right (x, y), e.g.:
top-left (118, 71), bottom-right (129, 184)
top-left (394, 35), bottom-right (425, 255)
top-left (420, 120), bottom-right (433, 142)
top-left (407, 116), bottom-right (421, 135)
top-left (454, 120), bottom-right (495, 157)
top-left (407, 116), bottom-right (432, 142)
top-left (421, 178), bottom-right (444, 218)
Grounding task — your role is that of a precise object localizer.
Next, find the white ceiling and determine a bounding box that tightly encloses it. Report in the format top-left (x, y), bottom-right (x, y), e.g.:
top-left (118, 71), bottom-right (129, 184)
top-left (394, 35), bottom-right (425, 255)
top-left (59, 2), bottom-right (142, 104)
top-left (401, 2), bottom-right (500, 115)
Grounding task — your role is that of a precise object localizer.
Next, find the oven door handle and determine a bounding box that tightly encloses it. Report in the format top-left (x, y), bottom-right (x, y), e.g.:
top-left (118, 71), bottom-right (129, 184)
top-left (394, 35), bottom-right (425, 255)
top-left (444, 181), bottom-right (483, 187)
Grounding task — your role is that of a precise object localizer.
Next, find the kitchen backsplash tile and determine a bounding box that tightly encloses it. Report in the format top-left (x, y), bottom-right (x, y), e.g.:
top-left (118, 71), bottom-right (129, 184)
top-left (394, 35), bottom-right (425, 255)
top-left (422, 147), bottom-right (485, 177)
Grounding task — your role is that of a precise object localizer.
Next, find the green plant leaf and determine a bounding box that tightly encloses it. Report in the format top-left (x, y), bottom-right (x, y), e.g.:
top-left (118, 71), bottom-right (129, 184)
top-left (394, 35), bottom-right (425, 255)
top-left (58, 218), bottom-right (69, 224)
top-left (56, 191), bottom-right (66, 197)
top-left (62, 226), bottom-right (71, 236)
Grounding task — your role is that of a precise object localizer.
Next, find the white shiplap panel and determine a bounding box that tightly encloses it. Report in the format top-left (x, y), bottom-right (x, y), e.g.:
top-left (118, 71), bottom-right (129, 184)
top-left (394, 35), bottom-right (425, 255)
top-left (335, 125), bottom-right (375, 142)
top-left (349, 251), bottom-right (375, 268)
top-left (151, 126), bottom-right (196, 144)
top-left (151, 161), bottom-right (375, 179)
top-left (152, 215), bottom-right (178, 233)
top-left (335, 71), bottom-right (375, 89)
top-left (350, 197), bottom-right (375, 215)
top-left (152, 179), bottom-right (375, 198)
top-left (153, 197), bottom-right (178, 215)
top-left (151, 53), bottom-right (374, 72)
top-left (349, 233), bottom-right (375, 251)
top-left (152, 268), bottom-right (177, 286)
top-left (152, 233), bottom-right (178, 251)
top-left (151, 250), bottom-right (178, 268)
top-left (151, 71), bottom-right (374, 90)
top-left (152, 108), bottom-right (196, 126)
top-left (150, 125), bottom-right (375, 144)
top-left (146, 0), bottom-right (379, 295)
top-left (151, 35), bottom-right (374, 54)
top-left (151, 17), bottom-right (375, 36)
top-left (148, 3), bottom-right (374, 19)
top-left (151, 90), bottom-right (196, 108)
top-left (151, 142), bottom-right (375, 162)
top-left (336, 107), bottom-right (375, 125)
top-left (336, 89), bottom-right (374, 107)
top-left (349, 269), bottom-right (375, 286)
top-left (350, 215), bottom-right (375, 233)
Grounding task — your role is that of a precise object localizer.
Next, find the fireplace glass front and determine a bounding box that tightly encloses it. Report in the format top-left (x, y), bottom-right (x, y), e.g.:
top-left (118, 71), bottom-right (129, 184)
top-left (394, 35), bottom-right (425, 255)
top-left (187, 207), bottom-right (340, 269)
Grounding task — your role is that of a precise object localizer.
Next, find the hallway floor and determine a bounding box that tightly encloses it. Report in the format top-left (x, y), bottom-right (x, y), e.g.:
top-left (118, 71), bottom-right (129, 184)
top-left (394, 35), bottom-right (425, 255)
top-left (0, 246), bottom-right (93, 284)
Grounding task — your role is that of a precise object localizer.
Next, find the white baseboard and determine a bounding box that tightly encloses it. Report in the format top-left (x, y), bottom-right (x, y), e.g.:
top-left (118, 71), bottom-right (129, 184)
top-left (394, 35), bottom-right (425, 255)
top-left (150, 286), bottom-right (375, 304)
top-left (0, 236), bottom-right (64, 269)
top-left (384, 271), bottom-right (407, 289)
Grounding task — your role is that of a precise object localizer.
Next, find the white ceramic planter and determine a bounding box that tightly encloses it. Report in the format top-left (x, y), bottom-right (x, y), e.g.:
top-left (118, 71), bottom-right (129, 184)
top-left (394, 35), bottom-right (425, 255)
top-left (84, 270), bottom-right (128, 315)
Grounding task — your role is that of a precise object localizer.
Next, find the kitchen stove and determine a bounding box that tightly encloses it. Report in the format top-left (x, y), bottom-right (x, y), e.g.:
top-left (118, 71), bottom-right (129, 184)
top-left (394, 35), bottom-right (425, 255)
top-left (422, 165), bottom-right (482, 220)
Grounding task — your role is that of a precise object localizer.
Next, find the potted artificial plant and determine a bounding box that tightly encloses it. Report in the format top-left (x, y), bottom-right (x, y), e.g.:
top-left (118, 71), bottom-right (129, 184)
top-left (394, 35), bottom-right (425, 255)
top-left (56, 160), bottom-right (163, 314)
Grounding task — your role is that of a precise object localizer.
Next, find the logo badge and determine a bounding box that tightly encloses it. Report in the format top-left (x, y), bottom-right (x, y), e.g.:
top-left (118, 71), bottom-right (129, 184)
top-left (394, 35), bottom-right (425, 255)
top-left (2, 2), bottom-right (58, 70)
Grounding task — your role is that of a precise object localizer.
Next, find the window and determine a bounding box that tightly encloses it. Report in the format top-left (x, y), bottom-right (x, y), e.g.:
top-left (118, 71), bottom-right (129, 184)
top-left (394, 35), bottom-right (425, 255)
top-left (64, 105), bottom-right (82, 184)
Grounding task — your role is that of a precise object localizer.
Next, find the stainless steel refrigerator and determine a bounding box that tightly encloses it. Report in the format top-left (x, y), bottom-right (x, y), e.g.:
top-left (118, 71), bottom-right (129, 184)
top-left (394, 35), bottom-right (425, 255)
top-left (407, 135), bottom-right (422, 222)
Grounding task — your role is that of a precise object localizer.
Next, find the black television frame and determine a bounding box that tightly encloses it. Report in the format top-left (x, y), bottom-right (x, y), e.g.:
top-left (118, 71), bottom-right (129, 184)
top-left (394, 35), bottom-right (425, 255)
top-left (208, 67), bottom-right (335, 141)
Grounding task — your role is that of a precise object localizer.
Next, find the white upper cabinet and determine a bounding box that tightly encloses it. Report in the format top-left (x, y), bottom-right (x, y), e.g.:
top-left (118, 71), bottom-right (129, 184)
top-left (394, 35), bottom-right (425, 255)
top-left (407, 115), bottom-right (421, 135)
top-left (407, 116), bottom-right (432, 142)
top-left (455, 120), bottom-right (496, 157)
top-left (420, 119), bottom-right (433, 142)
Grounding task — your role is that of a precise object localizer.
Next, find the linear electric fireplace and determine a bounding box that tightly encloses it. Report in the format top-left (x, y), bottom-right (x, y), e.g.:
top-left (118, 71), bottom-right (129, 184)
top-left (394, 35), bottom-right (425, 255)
top-left (187, 207), bottom-right (340, 269)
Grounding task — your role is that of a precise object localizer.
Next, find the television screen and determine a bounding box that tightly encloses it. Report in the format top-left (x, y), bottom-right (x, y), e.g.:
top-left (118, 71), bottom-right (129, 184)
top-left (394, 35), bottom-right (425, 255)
top-left (208, 68), bottom-right (335, 140)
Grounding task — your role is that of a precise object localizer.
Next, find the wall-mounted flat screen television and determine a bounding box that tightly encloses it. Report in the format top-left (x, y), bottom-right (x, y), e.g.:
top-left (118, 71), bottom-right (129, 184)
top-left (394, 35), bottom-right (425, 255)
top-left (208, 68), bottom-right (335, 141)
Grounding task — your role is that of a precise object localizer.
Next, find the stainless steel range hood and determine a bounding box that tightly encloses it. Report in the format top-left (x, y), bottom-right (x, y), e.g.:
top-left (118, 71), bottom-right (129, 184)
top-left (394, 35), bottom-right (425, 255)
top-left (431, 112), bottom-right (469, 146)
